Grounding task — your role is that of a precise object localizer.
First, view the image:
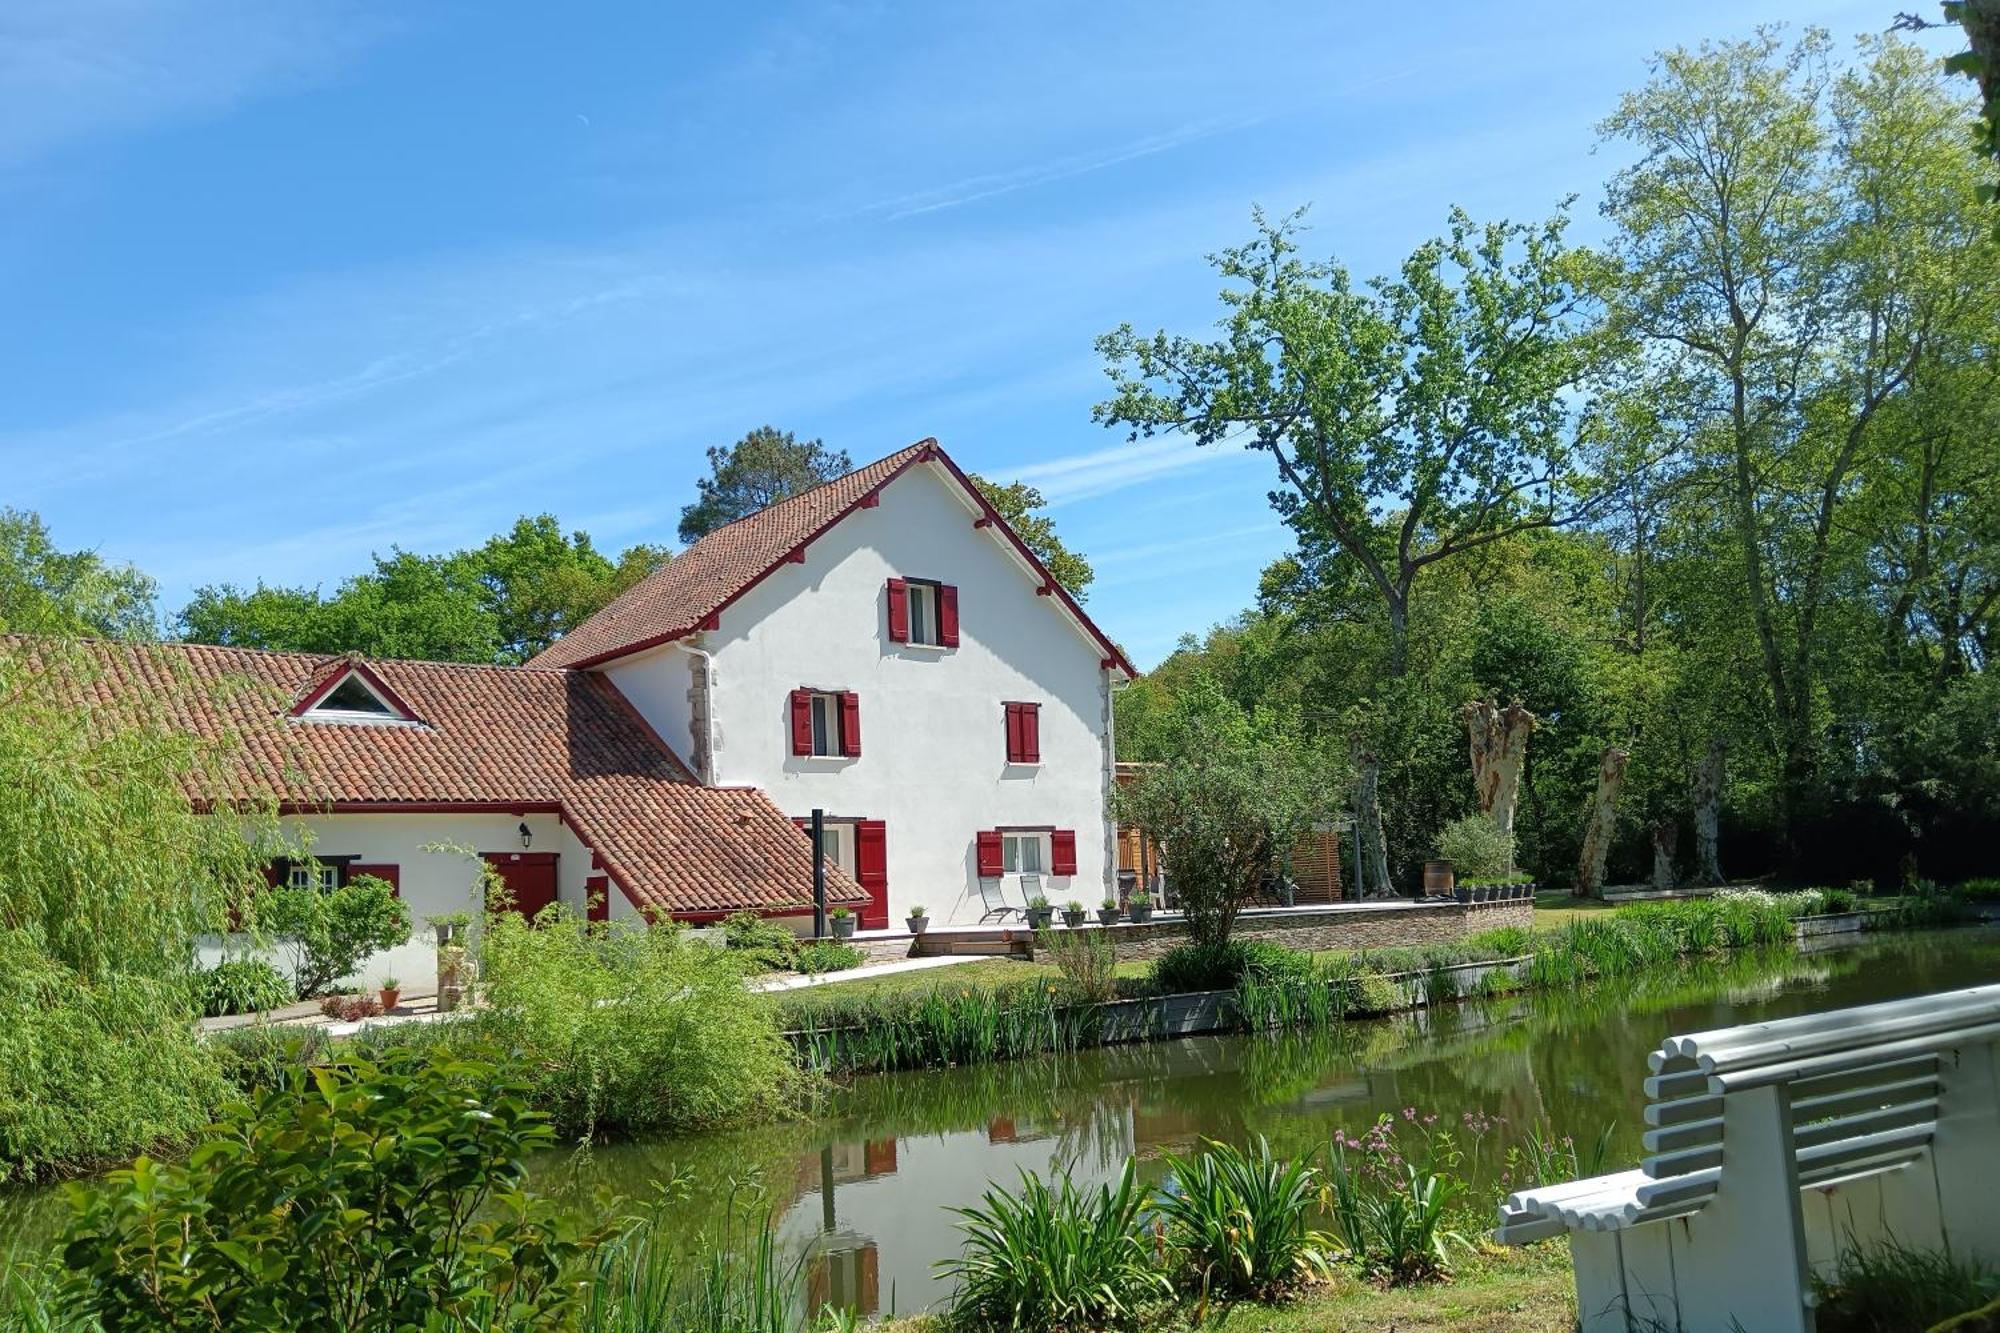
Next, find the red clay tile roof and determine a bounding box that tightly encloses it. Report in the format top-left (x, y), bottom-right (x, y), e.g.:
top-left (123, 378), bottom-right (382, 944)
top-left (528, 439), bottom-right (1136, 676)
top-left (529, 441), bottom-right (937, 669)
top-left (17, 638), bottom-right (865, 917)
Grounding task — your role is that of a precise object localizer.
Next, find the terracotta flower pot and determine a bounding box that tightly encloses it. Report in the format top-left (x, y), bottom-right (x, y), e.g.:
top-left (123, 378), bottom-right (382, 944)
top-left (378, 988), bottom-right (402, 1011)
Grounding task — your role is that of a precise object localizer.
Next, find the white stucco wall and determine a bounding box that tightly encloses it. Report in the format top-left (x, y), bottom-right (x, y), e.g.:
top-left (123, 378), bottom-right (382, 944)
top-left (199, 811), bottom-right (599, 993)
top-left (606, 460), bottom-right (1119, 926)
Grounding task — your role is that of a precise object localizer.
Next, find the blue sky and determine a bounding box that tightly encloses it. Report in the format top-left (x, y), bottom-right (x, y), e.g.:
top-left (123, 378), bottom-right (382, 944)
top-left (1, 0), bottom-right (1946, 666)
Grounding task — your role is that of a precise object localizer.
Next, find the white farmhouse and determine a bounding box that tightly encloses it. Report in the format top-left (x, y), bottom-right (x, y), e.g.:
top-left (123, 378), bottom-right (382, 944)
top-left (533, 439), bottom-right (1136, 929)
top-left (33, 439), bottom-right (1133, 984)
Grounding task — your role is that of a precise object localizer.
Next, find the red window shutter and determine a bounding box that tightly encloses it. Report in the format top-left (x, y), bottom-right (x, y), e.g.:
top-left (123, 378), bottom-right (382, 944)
top-left (855, 819), bottom-right (888, 928)
top-left (349, 863), bottom-right (401, 897)
top-left (1021, 704), bottom-right (1040, 763)
top-left (840, 691), bottom-right (862, 757)
top-left (886, 577), bottom-right (909, 642)
top-left (938, 583), bottom-right (959, 647)
top-left (976, 829), bottom-right (1004, 878)
top-left (790, 689), bottom-right (813, 755)
top-left (1004, 703), bottom-right (1021, 763)
top-left (585, 873), bottom-right (610, 923)
top-left (1050, 830), bottom-right (1077, 877)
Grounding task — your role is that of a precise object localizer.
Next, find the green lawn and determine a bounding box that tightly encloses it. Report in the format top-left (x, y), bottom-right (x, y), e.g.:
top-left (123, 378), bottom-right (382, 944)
top-left (879, 1241), bottom-right (1577, 1332)
top-left (1531, 890), bottom-right (1626, 930)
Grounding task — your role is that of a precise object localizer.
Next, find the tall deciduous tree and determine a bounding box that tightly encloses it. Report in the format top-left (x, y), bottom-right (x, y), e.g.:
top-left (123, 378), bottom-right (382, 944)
top-left (1600, 31), bottom-right (1999, 854)
top-left (0, 509), bottom-right (156, 640)
top-left (1096, 207), bottom-right (1610, 679)
top-left (968, 475), bottom-right (1095, 600)
top-left (1099, 207), bottom-right (1611, 890)
top-left (677, 427), bottom-right (852, 544)
top-left (176, 517), bottom-right (669, 665)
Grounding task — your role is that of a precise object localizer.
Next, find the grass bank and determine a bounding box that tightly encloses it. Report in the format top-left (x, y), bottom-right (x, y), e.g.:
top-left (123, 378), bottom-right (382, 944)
top-left (779, 889), bottom-right (1979, 1075)
top-left (875, 1241), bottom-right (1578, 1333)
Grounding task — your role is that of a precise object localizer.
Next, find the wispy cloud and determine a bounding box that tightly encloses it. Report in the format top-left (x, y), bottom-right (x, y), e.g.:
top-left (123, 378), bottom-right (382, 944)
top-left (1004, 433), bottom-right (1255, 504)
top-left (863, 116), bottom-right (1263, 221)
top-left (0, 1), bottom-right (393, 168)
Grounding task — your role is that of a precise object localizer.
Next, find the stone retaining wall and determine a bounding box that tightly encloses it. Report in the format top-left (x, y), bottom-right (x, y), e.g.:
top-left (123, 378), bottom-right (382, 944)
top-left (1032, 898), bottom-right (1532, 961)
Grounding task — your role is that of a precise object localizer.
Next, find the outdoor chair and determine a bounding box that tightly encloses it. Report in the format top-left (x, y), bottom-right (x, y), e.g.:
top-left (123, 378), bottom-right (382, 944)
top-left (1496, 983), bottom-right (2000, 1332)
top-left (976, 875), bottom-right (1020, 923)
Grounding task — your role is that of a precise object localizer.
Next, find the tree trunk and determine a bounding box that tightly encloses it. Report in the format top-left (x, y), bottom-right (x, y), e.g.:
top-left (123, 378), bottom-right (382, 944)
top-left (1690, 738), bottom-right (1726, 887)
top-left (1353, 747), bottom-right (1396, 899)
top-left (1649, 820), bottom-right (1679, 893)
top-left (1575, 746), bottom-right (1630, 899)
top-left (1464, 699), bottom-right (1537, 835)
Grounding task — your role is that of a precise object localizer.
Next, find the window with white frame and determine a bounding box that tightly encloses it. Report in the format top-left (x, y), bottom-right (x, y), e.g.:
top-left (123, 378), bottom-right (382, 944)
top-left (905, 580), bottom-right (939, 646)
top-left (1001, 831), bottom-right (1047, 875)
top-left (286, 862), bottom-right (339, 892)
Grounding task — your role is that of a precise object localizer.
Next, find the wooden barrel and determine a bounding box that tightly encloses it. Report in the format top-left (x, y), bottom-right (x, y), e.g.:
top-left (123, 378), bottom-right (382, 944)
top-left (1423, 859), bottom-right (1456, 895)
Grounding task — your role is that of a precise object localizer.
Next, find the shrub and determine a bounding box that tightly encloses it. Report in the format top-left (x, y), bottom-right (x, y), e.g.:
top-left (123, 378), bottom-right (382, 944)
top-left (207, 1025), bottom-right (329, 1096)
top-left (1435, 813), bottom-right (1513, 880)
top-left (720, 910), bottom-right (798, 973)
top-left (1154, 1137), bottom-right (1333, 1304)
top-left (475, 908), bottom-right (802, 1138)
top-left (1959, 878), bottom-right (2000, 904)
top-left (195, 958), bottom-right (294, 1017)
top-left (1151, 939), bottom-right (1308, 994)
top-left (318, 992), bottom-right (384, 1021)
top-left (793, 940), bottom-right (863, 975)
top-left (1112, 673), bottom-right (1328, 949)
top-left (260, 874), bottom-right (412, 998)
top-left (942, 1160), bottom-right (1170, 1331)
top-left (55, 1043), bottom-right (610, 1331)
top-left (1325, 1112), bottom-right (1471, 1282)
top-left (1036, 924), bottom-right (1121, 1003)
top-left (0, 642), bottom-right (277, 1184)
top-left (0, 936), bottom-right (224, 1186)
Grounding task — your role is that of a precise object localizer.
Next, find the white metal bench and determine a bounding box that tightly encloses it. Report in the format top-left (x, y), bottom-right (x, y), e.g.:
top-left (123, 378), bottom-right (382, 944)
top-left (1497, 983), bottom-right (2000, 1332)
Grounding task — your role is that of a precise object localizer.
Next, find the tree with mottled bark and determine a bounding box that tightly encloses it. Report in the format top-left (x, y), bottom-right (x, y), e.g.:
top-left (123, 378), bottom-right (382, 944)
top-left (1690, 738), bottom-right (1727, 887)
top-left (1576, 746), bottom-right (1630, 898)
top-left (1464, 698), bottom-right (1536, 835)
top-left (1649, 820), bottom-right (1679, 893)
top-left (1350, 735), bottom-right (1396, 899)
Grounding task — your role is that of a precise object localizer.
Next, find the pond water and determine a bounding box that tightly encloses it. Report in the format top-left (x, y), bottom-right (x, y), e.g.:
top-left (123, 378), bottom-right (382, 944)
top-left (524, 928), bottom-right (2000, 1321)
top-left (6, 930), bottom-right (1998, 1320)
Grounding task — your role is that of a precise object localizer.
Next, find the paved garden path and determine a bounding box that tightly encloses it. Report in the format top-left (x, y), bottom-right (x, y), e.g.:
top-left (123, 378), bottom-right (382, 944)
top-left (747, 952), bottom-right (989, 993)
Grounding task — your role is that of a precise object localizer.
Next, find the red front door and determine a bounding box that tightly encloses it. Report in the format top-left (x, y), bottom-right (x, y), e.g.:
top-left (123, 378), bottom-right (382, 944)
top-left (482, 852), bottom-right (560, 921)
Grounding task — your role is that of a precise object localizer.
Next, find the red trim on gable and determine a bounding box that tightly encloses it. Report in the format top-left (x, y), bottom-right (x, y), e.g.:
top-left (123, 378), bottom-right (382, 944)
top-left (924, 448), bottom-right (1138, 676)
top-left (787, 545), bottom-right (807, 563)
top-left (543, 440), bottom-right (1138, 678)
top-left (288, 659), bottom-right (424, 722)
top-left (860, 491), bottom-right (880, 509)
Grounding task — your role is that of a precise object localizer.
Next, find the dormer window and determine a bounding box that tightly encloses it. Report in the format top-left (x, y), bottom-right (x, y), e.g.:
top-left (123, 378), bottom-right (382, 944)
top-left (291, 664), bottom-right (421, 727)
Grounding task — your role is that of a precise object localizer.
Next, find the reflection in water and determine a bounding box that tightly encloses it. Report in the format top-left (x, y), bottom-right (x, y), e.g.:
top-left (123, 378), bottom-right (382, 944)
top-left (531, 930), bottom-right (2000, 1319)
top-left (4, 931), bottom-right (1996, 1320)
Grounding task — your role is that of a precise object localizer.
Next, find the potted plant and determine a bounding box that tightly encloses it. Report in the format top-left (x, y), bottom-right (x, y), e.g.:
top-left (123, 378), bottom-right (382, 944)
top-left (1127, 895), bottom-right (1154, 924)
top-left (377, 976), bottom-right (402, 1011)
top-left (1025, 895), bottom-right (1054, 929)
top-left (906, 904), bottom-right (931, 934)
top-left (1062, 900), bottom-right (1087, 929)
top-left (828, 906), bottom-right (856, 939)
top-left (1097, 896), bottom-right (1122, 926)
